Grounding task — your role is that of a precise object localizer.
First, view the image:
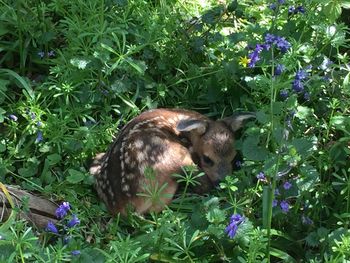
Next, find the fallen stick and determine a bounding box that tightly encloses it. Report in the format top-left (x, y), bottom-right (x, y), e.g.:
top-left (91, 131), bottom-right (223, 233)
top-left (0, 184), bottom-right (58, 229)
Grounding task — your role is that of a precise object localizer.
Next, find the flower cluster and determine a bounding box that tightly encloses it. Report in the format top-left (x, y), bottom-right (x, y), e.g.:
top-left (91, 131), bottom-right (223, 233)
top-left (248, 34), bottom-right (291, 68)
top-left (288, 5), bottom-right (305, 16)
top-left (46, 201), bottom-right (81, 256)
top-left (256, 172), bottom-right (267, 182)
top-left (38, 50), bottom-right (55, 59)
top-left (225, 214), bottom-right (245, 239)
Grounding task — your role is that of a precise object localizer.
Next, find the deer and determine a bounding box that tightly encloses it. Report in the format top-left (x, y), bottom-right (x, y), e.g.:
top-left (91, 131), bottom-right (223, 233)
top-left (89, 108), bottom-right (255, 215)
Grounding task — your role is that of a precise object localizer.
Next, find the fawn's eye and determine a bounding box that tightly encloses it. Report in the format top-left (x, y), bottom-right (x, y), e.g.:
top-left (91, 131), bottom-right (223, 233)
top-left (202, 155), bottom-right (214, 167)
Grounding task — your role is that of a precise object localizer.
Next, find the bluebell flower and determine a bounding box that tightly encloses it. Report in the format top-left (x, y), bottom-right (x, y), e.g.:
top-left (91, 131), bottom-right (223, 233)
top-left (36, 121), bottom-right (42, 127)
top-left (225, 214), bottom-right (244, 239)
top-left (288, 6), bottom-right (296, 15)
top-left (9, 114), bottom-right (18, 122)
top-left (55, 202), bottom-right (70, 219)
top-left (275, 36), bottom-right (291, 53)
top-left (283, 181), bottom-right (292, 190)
top-left (67, 214), bottom-right (80, 228)
top-left (269, 3), bottom-right (277, 10)
top-left (36, 131), bottom-right (43, 143)
top-left (46, 221), bottom-right (58, 234)
top-left (280, 200), bottom-right (290, 213)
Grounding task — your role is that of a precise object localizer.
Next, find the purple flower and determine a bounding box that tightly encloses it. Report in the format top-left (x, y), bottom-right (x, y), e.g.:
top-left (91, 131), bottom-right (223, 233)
top-left (275, 36), bottom-right (291, 53)
top-left (248, 50), bottom-right (261, 68)
top-left (280, 200), bottom-right (290, 213)
top-left (292, 79), bottom-right (304, 92)
top-left (225, 214), bottom-right (244, 239)
top-left (265, 33), bottom-right (276, 45)
top-left (67, 214), bottom-right (80, 228)
top-left (9, 114), bottom-right (18, 122)
top-left (288, 6), bottom-right (296, 15)
top-left (303, 92), bottom-right (310, 101)
top-left (36, 121), bottom-right (42, 127)
top-left (301, 215), bottom-right (313, 225)
top-left (256, 172), bottom-right (267, 182)
top-left (48, 50), bottom-right (55, 57)
top-left (272, 199), bottom-right (278, 207)
top-left (35, 131), bottom-right (43, 143)
top-left (274, 189), bottom-right (280, 196)
top-left (235, 160), bottom-right (242, 168)
top-left (55, 202), bottom-right (70, 219)
top-left (46, 221), bottom-right (58, 234)
top-left (296, 6), bottom-right (305, 14)
top-left (278, 0), bottom-right (285, 4)
top-left (269, 3), bottom-right (277, 10)
top-left (275, 64), bottom-right (285, 76)
top-left (30, 112), bottom-right (36, 120)
top-left (295, 69), bottom-right (308, 80)
top-left (38, 51), bottom-right (45, 59)
top-left (280, 90), bottom-right (289, 99)
top-left (64, 236), bottom-right (72, 244)
top-left (71, 250), bottom-right (81, 256)
top-left (264, 34), bottom-right (290, 53)
top-left (283, 181), bottom-right (292, 190)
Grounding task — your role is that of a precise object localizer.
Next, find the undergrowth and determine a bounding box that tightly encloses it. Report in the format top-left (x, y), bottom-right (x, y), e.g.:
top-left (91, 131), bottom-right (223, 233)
top-left (0, 0), bottom-right (350, 262)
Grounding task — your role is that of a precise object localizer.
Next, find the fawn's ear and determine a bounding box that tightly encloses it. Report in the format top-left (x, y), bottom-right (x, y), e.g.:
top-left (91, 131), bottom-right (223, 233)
top-left (222, 112), bottom-right (256, 132)
top-left (176, 119), bottom-right (208, 135)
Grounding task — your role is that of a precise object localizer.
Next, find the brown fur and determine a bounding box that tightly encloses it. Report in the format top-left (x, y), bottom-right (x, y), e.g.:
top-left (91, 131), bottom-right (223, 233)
top-left (90, 108), bottom-right (254, 215)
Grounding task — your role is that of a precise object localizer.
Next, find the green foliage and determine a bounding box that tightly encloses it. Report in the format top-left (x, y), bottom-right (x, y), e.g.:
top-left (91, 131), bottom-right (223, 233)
top-left (1, 0), bottom-right (350, 262)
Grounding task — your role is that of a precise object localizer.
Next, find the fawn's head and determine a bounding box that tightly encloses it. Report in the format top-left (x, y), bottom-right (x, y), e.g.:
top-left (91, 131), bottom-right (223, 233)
top-left (176, 113), bottom-right (255, 185)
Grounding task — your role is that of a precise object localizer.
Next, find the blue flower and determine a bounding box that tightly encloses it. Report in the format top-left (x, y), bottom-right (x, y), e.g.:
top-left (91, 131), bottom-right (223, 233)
top-left (256, 172), bottom-right (267, 182)
top-left (303, 92), bottom-right (310, 101)
top-left (283, 181), bottom-right (292, 190)
top-left (295, 69), bottom-right (308, 80)
top-left (275, 64), bottom-right (285, 76)
top-left (55, 202), bottom-right (70, 219)
top-left (9, 114), bottom-right (18, 122)
top-left (235, 160), bottom-right (242, 168)
top-left (264, 34), bottom-right (290, 53)
top-left (36, 131), bottom-right (43, 143)
top-left (225, 214), bottom-right (244, 239)
top-left (280, 90), bottom-right (289, 99)
top-left (272, 199), bottom-right (278, 207)
top-left (38, 51), bottom-right (45, 59)
top-left (274, 189), bottom-right (280, 196)
top-left (71, 250), bottom-right (81, 256)
top-left (46, 221), bottom-right (58, 234)
top-left (48, 50), bottom-right (55, 57)
top-left (301, 215), bottom-right (313, 225)
top-left (280, 200), bottom-right (290, 213)
top-left (36, 121), bottom-right (42, 127)
top-left (67, 214), bottom-right (80, 228)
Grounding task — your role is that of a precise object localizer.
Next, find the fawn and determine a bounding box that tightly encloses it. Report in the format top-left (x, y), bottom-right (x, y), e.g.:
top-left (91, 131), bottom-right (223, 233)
top-left (90, 108), bottom-right (254, 215)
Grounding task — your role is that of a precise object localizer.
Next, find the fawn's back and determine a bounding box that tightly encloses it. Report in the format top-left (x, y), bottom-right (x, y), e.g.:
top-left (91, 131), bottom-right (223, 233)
top-left (90, 108), bottom-right (254, 214)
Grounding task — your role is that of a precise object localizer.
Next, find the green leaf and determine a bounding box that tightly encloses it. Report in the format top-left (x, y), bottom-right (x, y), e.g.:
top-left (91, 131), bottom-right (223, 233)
top-left (297, 164), bottom-right (319, 191)
top-left (242, 136), bottom-right (270, 161)
top-left (341, 1), bottom-right (350, 9)
top-left (291, 137), bottom-right (315, 157)
top-left (47, 154), bottom-right (61, 165)
top-left (270, 247), bottom-right (296, 262)
top-left (206, 208), bottom-right (226, 223)
top-left (67, 169), bottom-right (85, 184)
top-left (0, 69), bottom-right (34, 100)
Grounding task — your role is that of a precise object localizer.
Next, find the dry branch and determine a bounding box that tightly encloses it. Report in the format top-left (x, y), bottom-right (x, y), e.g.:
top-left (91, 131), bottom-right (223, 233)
top-left (0, 185), bottom-right (58, 229)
